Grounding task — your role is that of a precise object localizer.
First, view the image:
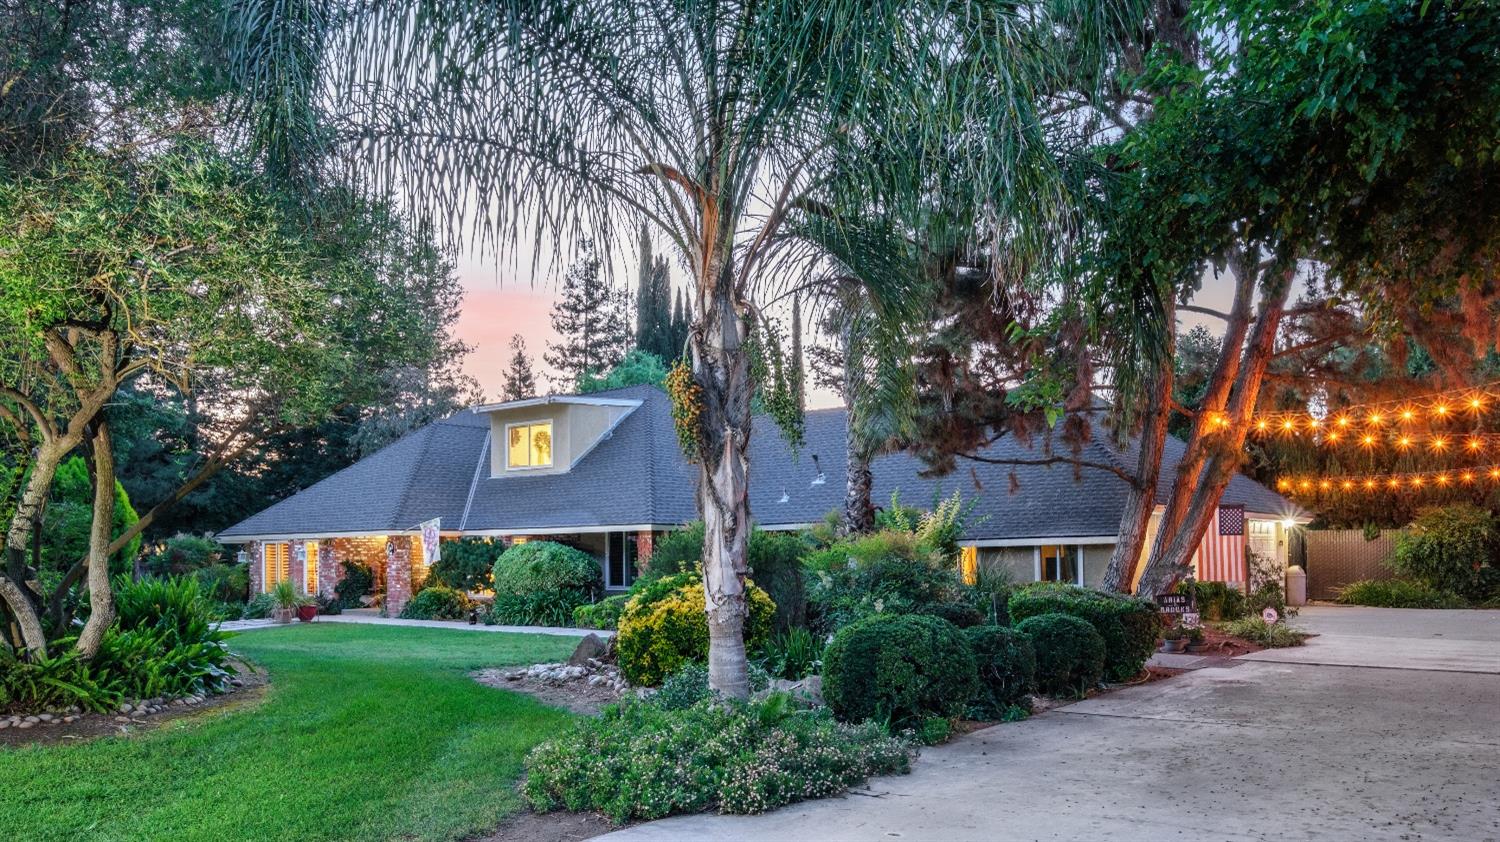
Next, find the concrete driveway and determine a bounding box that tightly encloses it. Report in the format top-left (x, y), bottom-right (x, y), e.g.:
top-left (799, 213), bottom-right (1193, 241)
top-left (599, 607), bottom-right (1500, 842)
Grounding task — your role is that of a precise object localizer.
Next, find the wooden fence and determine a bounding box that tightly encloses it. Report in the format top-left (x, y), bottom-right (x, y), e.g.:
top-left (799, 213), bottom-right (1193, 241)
top-left (1303, 529), bottom-right (1404, 600)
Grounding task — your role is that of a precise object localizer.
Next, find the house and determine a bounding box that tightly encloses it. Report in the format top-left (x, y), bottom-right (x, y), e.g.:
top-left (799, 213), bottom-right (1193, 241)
top-left (218, 384), bottom-right (1307, 613)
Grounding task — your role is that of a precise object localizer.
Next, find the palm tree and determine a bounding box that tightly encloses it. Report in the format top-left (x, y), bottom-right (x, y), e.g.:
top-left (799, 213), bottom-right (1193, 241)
top-left (229, 0), bottom-right (1147, 698)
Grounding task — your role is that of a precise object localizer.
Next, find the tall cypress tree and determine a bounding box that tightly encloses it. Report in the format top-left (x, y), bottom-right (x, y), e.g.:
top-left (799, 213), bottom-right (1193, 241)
top-left (633, 224), bottom-right (674, 359)
top-left (545, 241), bottom-right (630, 386)
top-left (501, 334), bottom-right (538, 401)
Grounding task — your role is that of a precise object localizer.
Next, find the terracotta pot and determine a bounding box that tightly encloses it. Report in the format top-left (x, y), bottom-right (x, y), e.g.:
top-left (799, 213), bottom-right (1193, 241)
top-left (272, 607), bottom-right (294, 625)
top-left (296, 604), bottom-right (318, 623)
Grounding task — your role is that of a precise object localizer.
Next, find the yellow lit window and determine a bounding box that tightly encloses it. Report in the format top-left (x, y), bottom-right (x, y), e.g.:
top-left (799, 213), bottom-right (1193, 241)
top-left (507, 421), bottom-right (554, 468)
top-left (959, 546), bottom-right (978, 585)
top-left (305, 541), bottom-right (319, 594)
top-left (263, 543), bottom-right (290, 592)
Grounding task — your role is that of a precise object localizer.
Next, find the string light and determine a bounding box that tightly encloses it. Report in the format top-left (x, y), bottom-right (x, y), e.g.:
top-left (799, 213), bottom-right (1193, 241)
top-left (1246, 381), bottom-right (1500, 432)
top-left (1278, 463), bottom-right (1500, 496)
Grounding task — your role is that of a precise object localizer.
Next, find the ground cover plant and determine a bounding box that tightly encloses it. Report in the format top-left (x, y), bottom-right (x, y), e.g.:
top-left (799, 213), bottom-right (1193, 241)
top-left (399, 585), bottom-right (472, 620)
top-left (1219, 616), bottom-right (1308, 648)
top-left (524, 694), bottom-right (914, 823)
top-left (0, 624), bottom-right (576, 841)
top-left (1336, 578), bottom-right (1469, 609)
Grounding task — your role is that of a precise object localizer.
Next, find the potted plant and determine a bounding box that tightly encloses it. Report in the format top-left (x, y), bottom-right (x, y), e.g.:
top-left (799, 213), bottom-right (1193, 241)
top-left (296, 601), bottom-right (319, 623)
top-left (1184, 625), bottom-right (1209, 653)
top-left (1161, 626), bottom-right (1188, 653)
top-left (270, 580), bottom-right (308, 624)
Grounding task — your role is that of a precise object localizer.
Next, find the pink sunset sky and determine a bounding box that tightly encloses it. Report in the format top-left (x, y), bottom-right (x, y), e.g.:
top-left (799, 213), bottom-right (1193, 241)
top-left (451, 250), bottom-right (1249, 408)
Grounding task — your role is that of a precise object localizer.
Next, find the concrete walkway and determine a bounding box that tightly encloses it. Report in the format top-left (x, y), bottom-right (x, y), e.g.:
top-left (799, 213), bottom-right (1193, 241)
top-left (218, 613), bottom-right (608, 638)
top-left (1240, 605), bottom-right (1500, 673)
top-left (599, 606), bottom-right (1500, 842)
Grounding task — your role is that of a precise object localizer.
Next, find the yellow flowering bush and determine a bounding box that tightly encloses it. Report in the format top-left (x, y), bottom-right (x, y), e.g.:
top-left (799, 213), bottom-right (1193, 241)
top-left (615, 576), bottom-right (776, 686)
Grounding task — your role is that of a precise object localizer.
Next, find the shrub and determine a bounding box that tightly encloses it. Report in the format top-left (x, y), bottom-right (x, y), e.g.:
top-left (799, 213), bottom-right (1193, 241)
top-left (914, 601), bottom-right (984, 628)
top-left (491, 541), bottom-right (603, 625)
top-left (3, 577), bottom-right (235, 714)
top-left (964, 566), bottom-right (1014, 625)
top-left (821, 613), bottom-right (978, 730)
top-left (1245, 581), bottom-right (1290, 618)
top-left (804, 531), bottom-right (967, 635)
top-left (615, 577), bottom-right (775, 686)
top-left (140, 534), bottom-right (230, 577)
top-left (1336, 579), bottom-right (1468, 609)
top-left (1221, 616), bottom-right (1307, 648)
top-left (643, 523), bottom-right (705, 580)
top-left (1008, 583), bottom-right (1160, 682)
top-left (757, 627), bottom-right (824, 680)
top-left (1174, 580), bottom-right (1247, 621)
top-left (748, 529), bottom-right (809, 632)
top-left (1015, 613), bottom-right (1105, 698)
top-left (399, 586), bottom-right (471, 620)
top-left (1393, 504), bottom-right (1500, 601)
top-left (523, 697), bottom-right (914, 823)
top-left (573, 594), bottom-right (630, 630)
top-left (963, 625), bottom-right (1035, 718)
top-left (333, 560), bottom-right (375, 609)
top-left (241, 592), bottom-right (276, 619)
top-left (192, 563), bottom-right (249, 603)
top-left (427, 537), bottom-right (502, 592)
top-left (653, 662), bottom-right (771, 711)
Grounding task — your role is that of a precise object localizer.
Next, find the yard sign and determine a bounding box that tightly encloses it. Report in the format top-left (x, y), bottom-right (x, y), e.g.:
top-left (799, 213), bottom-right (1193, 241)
top-left (420, 518), bottom-right (441, 565)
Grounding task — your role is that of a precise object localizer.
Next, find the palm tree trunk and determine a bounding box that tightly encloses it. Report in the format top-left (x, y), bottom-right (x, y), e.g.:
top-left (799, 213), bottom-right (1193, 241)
top-left (75, 421), bottom-right (117, 658)
top-left (693, 248), bottom-right (754, 700)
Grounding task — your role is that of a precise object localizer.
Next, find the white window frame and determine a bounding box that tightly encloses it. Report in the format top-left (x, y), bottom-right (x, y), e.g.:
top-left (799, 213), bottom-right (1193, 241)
top-left (504, 420), bottom-right (554, 470)
top-left (1033, 544), bottom-right (1084, 585)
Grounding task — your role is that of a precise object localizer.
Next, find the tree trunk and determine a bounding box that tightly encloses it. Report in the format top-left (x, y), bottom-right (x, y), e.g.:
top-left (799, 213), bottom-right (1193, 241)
top-left (1136, 260), bottom-right (1292, 597)
top-left (693, 247), bottom-right (755, 700)
top-left (1100, 302), bottom-right (1175, 593)
top-left (75, 421), bottom-right (117, 658)
top-left (841, 315), bottom-right (875, 534)
top-left (1, 438), bottom-right (69, 654)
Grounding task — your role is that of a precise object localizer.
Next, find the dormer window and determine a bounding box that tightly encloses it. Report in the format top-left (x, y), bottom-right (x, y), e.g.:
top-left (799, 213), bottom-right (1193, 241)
top-left (507, 421), bottom-right (554, 469)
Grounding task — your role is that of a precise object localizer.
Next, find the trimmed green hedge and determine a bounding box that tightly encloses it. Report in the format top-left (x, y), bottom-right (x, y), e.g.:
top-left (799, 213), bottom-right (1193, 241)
top-left (573, 594), bottom-right (630, 630)
top-left (821, 613), bottom-right (978, 731)
top-left (490, 541), bottom-right (603, 625)
top-left (399, 586), bottom-right (470, 620)
top-left (1015, 612), bottom-right (1104, 698)
top-left (1336, 578), bottom-right (1468, 609)
top-left (963, 625), bottom-right (1035, 717)
top-left (1008, 583), bottom-right (1160, 681)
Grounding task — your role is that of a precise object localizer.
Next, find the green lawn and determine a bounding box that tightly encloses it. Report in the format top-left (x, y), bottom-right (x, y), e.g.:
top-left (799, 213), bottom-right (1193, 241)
top-left (0, 624), bottom-right (579, 842)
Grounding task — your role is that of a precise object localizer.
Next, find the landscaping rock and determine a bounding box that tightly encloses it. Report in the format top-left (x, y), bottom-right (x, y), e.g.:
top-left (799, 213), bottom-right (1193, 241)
top-left (567, 633), bottom-right (610, 666)
top-left (18, 720), bottom-right (35, 729)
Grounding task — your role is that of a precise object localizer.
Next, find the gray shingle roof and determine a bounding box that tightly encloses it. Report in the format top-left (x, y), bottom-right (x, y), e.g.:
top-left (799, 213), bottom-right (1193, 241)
top-left (219, 385), bottom-right (1302, 542)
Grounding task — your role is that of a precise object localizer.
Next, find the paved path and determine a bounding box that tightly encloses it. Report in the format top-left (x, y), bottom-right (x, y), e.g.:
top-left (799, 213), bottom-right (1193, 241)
top-left (600, 606), bottom-right (1500, 842)
top-left (218, 613), bottom-right (608, 638)
top-left (1240, 605), bottom-right (1500, 673)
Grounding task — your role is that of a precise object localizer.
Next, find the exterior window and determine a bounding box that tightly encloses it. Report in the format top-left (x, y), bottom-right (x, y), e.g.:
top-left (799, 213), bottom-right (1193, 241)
top-left (1248, 521), bottom-right (1277, 561)
top-left (507, 421), bottom-right (554, 468)
top-left (263, 543), bottom-right (290, 592)
top-left (304, 541), bottom-right (319, 594)
top-left (606, 532), bottom-right (637, 590)
top-left (1038, 545), bottom-right (1082, 585)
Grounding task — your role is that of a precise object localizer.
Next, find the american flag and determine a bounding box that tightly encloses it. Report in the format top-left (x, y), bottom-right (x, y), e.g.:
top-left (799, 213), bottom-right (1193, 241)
top-left (1194, 505), bottom-right (1247, 586)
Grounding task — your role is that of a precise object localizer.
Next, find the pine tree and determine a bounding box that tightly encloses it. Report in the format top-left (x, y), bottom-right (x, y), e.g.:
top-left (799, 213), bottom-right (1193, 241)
top-left (501, 334), bottom-right (538, 401)
top-left (545, 241), bottom-right (630, 386)
top-left (633, 225), bottom-right (674, 359)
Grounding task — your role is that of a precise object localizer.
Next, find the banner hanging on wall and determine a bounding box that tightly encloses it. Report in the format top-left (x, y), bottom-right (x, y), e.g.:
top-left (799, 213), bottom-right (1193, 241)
top-left (420, 518), bottom-right (442, 566)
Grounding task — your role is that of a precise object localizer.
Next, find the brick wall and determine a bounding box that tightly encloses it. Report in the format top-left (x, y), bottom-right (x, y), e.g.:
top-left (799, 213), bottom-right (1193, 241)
top-left (635, 530), bottom-right (654, 574)
top-left (385, 535), bottom-right (414, 615)
top-left (246, 541), bottom-right (264, 595)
